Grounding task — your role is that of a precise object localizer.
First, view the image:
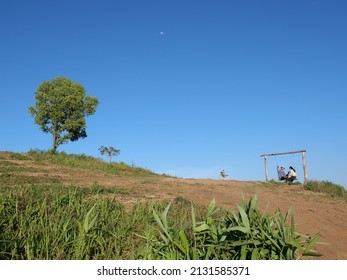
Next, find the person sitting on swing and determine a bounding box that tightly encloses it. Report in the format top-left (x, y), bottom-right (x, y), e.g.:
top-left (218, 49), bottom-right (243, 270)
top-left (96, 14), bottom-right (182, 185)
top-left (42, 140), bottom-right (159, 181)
top-left (277, 166), bottom-right (287, 181)
top-left (286, 166), bottom-right (296, 183)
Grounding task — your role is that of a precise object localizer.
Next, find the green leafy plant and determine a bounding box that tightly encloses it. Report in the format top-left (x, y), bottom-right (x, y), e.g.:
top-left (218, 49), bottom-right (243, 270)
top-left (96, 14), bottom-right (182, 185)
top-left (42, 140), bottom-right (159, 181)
top-left (145, 195), bottom-right (323, 260)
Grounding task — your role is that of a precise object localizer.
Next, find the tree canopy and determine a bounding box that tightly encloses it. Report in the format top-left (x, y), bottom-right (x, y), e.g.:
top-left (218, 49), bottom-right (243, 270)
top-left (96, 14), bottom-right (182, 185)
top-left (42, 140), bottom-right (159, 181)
top-left (29, 77), bottom-right (99, 151)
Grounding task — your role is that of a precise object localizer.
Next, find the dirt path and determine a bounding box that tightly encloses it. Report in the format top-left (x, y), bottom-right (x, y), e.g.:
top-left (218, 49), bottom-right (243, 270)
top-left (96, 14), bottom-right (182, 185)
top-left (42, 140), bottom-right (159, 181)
top-left (1, 152), bottom-right (346, 259)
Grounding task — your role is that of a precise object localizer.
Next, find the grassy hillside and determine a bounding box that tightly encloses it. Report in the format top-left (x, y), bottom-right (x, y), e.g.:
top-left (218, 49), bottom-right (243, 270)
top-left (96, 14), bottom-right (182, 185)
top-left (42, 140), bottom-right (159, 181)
top-left (1, 150), bottom-right (345, 199)
top-left (0, 150), bottom-right (346, 260)
top-left (27, 149), bottom-right (162, 177)
top-left (0, 150), bottom-right (168, 187)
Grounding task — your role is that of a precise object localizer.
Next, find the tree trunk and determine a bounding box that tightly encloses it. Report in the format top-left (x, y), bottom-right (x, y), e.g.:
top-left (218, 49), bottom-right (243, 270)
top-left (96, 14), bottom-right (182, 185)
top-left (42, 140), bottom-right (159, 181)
top-left (52, 131), bottom-right (58, 151)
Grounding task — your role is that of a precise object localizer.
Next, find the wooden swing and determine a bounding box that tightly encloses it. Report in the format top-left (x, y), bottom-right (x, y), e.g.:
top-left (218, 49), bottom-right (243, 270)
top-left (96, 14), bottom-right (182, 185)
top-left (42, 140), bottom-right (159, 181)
top-left (260, 150), bottom-right (308, 183)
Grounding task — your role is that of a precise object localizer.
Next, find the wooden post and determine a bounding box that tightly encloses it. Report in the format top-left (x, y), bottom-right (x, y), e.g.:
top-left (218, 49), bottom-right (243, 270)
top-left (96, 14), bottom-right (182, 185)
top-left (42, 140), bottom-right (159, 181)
top-left (260, 149), bottom-right (306, 157)
top-left (302, 151), bottom-right (308, 183)
top-left (264, 156), bottom-right (268, 182)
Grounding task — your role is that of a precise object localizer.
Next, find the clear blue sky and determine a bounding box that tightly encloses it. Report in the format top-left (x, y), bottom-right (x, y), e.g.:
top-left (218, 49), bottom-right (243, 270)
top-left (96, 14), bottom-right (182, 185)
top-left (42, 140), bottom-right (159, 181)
top-left (0, 0), bottom-right (346, 188)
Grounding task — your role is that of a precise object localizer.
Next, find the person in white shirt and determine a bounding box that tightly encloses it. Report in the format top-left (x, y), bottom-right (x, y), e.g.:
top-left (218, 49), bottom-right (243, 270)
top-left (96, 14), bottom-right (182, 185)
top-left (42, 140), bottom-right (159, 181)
top-left (286, 166), bottom-right (297, 183)
top-left (277, 166), bottom-right (287, 180)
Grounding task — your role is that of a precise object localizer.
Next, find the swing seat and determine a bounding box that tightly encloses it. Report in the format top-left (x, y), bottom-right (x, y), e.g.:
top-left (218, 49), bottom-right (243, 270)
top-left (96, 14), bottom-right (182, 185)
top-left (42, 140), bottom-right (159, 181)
top-left (286, 176), bottom-right (297, 183)
top-left (278, 176), bottom-right (297, 183)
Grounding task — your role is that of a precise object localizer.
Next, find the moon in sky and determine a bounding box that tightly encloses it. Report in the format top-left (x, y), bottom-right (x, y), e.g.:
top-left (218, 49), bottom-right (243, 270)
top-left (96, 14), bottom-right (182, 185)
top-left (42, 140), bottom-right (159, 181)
top-left (160, 31), bottom-right (164, 35)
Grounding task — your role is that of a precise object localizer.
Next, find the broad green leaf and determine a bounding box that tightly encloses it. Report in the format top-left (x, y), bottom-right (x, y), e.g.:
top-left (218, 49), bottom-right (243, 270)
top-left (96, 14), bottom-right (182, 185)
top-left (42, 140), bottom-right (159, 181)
top-left (260, 248), bottom-right (269, 257)
top-left (179, 230), bottom-right (189, 252)
top-left (232, 240), bottom-right (261, 246)
top-left (238, 206), bottom-right (250, 232)
top-left (240, 245), bottom-right (247, 260)
top-left (285, 239), bottom-right (303, 250)
top-left (207, 198), bottom-right (216, 217)
top-left (153, 209), bottom-right (171, 242)
top-left (248, 195), bottom-right (258, 219)
top-left (251, 248), bottom-right (259, 260)
top-left (173, 241), bottom-right (186, 255)
top-left (240, 193), bottom-right (247, 210)
top-left (158, 231), bottom-right (168, 244)
top-left (302, 232), bottom-right (321, 256)
top-left (161, 203), bottom-right (171, 231)
top-left (302, 251), bottom-right (323, 257)
top-left (191, 203), bottom-right (196, 230)
top-left (84, 204), bottom-right (98, 233)
top-left (261, 229), bottom-right (282, 251)
top-left (229, 226), bottom-right (250, 234)
top-left (195, 223), bottom-right (210, 232)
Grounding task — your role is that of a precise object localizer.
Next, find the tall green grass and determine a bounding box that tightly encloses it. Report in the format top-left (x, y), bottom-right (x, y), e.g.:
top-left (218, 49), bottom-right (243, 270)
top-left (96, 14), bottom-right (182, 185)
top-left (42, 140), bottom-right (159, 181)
top-left (0, 185), bottom-right (204, 260)
top-left (0, 185), bottom-right (322, 260)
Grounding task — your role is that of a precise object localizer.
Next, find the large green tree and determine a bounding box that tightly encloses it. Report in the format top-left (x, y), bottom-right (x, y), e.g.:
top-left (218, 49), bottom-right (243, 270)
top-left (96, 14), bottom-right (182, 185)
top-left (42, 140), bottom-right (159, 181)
top-left (29, 77), bottom-right (99, 151)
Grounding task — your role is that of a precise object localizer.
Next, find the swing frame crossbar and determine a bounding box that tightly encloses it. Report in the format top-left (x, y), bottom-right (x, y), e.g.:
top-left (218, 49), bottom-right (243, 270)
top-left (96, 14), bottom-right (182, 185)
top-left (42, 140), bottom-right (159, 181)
top-left (260, 149), bottom-right (308, 183)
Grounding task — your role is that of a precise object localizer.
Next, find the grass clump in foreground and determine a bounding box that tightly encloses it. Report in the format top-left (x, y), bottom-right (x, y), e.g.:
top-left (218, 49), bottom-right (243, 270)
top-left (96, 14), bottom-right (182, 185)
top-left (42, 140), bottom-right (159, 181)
top-left (304, 180), bottom-right (346, 200)
top-left (144, 195), bottom-right (322, 260)
top-left (0, 185), bottom-right (322, 260)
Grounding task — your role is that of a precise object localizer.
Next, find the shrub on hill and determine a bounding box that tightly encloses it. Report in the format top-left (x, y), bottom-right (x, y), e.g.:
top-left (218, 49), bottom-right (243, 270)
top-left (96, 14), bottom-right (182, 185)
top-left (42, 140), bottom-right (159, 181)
top-left (304, 180), bottom-right (346, 200)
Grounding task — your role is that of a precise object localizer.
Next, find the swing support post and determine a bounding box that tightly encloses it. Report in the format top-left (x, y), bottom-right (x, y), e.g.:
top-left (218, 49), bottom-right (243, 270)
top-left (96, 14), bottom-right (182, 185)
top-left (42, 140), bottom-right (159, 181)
top-left (302, 150), bottom-right (308, 182)
top-left (260, 149), bottom-right (308, 183)
top-left (263, 155), bottom-right (268, 182)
